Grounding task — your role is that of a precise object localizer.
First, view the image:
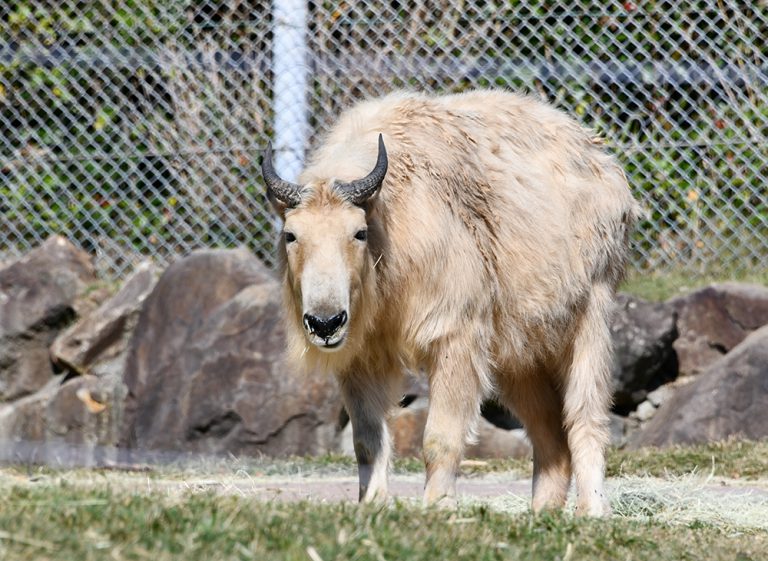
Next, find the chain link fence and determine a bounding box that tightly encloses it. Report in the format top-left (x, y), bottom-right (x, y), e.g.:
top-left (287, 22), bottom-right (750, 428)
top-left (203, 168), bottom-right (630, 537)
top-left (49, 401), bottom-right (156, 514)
top-left (2, 1), bottom-right (766, 278)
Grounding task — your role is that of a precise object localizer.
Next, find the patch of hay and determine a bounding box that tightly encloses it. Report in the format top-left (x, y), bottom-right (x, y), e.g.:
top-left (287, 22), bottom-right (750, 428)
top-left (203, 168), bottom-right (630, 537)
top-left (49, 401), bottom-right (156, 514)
top-left (469, 472), bottom-right (768, 533)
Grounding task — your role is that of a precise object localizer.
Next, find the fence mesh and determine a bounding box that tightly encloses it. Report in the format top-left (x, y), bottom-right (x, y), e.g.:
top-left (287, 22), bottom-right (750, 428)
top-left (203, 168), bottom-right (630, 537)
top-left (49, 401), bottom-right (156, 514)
top-left (2, 1), bottom-right (766, 277)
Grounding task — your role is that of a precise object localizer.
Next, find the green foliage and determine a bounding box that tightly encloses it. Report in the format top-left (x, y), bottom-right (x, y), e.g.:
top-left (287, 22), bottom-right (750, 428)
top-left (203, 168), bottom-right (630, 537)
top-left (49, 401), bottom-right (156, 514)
top-left (311, 0), bottom-right (768, 273)
top-left (620, 269), bottom-right (768, 301)
top-left (1, 1), bottom-right (275, 269)
top-left (2, 1), bottom-right (767, 273)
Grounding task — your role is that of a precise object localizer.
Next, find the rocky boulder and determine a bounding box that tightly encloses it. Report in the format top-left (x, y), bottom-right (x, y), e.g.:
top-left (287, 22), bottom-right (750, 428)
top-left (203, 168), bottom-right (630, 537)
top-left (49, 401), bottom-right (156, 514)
top-left (0, 236), bottom-right (96, 402)
top-left (466, 423), bottom-right (531, 460)
top-left (0, 372), bottom-right (126, 465)
top-left (389, 397), bottom-right (531, 459)
top-left (400, 370), bottom-right (429, 404)
top-left (670, 283), bottom-right (768, 377)
top-left (0, 258), bottom-right (157, 465)
top-left (51, 261), bottom-right (158, 379)
top-left (629, 325), bottom-right (768, 448)
top-left (121, 248), bottom-right (343, 457)
top-left (389, 397), bottom-right (429, 457)
top-left (610, 294), bottom-right (678, 413)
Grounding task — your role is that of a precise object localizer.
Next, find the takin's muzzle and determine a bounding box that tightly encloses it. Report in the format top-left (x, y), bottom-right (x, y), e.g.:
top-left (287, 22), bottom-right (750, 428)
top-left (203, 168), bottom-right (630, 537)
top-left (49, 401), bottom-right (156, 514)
top-left (303, 310), bottom-right (348, 344)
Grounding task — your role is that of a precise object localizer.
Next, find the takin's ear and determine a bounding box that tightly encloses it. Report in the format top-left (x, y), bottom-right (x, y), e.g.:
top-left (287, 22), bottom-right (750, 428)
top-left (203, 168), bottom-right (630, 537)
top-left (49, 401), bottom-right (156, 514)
top-left (357, 186), bottom-right (383, 216)
top-left (265, 189), bottom-right (290, 218)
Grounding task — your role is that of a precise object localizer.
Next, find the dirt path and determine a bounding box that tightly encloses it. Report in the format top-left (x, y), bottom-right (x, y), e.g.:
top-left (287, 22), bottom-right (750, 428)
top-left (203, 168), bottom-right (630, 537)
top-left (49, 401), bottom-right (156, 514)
top-left (160, 474), bottom-right (536, 502)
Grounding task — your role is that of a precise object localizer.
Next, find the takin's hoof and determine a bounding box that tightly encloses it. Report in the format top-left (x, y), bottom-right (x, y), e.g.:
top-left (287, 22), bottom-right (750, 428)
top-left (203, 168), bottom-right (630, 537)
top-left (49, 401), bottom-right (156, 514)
top-left (531, 504), bottom-right (567, 517)
top-left (574, 500), bottom-right (612, 517)
top-left (422, 493), bottom-right (459, 511)
top-left (358, 488), bottom-right (389, 505)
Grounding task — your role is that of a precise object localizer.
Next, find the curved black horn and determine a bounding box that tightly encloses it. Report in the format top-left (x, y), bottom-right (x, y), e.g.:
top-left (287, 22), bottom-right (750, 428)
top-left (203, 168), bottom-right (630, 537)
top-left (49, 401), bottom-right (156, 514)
top-left (335, 134), bottom-right (388, 205)
top-left (262, 141), bottom-right (303, 208)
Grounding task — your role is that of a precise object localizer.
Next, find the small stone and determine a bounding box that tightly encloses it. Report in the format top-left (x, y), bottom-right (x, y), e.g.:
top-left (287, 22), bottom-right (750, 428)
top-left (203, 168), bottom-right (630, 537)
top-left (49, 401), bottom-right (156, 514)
top-left (634, 400), bottom-right (657, 422)
top-left (646, 384), bottom-right (673, 408)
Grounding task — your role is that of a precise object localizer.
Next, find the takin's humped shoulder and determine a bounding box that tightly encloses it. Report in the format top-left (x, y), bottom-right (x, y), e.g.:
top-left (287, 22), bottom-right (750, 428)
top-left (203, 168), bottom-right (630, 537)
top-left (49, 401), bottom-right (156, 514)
top-left (266, 89), bottom-right (638, 374)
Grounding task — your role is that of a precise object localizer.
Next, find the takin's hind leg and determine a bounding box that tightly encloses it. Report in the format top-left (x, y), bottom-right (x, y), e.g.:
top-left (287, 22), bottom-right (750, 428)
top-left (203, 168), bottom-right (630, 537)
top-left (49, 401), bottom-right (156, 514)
top-left (561, 284), bottom-right (614, 517)
top-left (499, 372), bottom-right (571, 513)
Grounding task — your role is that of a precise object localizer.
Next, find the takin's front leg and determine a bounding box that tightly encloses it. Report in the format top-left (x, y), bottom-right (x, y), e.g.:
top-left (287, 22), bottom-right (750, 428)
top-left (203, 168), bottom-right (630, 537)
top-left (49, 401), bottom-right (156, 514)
top-left (422, 339), bottom-right (486, 506)
top-left (338, 371), bottom-right (399, 503)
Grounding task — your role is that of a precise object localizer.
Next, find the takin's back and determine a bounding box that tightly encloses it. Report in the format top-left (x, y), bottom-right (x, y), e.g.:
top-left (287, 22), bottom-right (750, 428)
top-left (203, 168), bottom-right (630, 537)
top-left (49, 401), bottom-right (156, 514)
top-left (300, 90), bottom-right (638, 361)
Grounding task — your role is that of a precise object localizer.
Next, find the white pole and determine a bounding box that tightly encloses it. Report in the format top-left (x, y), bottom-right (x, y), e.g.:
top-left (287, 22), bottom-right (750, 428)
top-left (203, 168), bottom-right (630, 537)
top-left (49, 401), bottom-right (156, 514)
top-left (272, 0), bottom-right (309, 183)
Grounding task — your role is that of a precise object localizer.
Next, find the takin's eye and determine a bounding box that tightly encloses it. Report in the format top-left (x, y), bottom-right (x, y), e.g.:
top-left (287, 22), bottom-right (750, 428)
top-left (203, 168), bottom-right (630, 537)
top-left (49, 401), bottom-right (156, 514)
top-left (284, 231), bottom-right (297, 243)
top-left (354, 229), bottom-right (368, 242)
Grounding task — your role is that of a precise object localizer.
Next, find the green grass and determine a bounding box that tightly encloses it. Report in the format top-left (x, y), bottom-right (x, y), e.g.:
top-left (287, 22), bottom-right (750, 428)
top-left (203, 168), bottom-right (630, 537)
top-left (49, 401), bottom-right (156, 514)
top-left (605, 440), bottom-right (768, 480)
top-left (620, 270), bottom-right (768, 302)
top-left (460, 440), bottom-right (768, 480)
top-left (2, 440), bottom-right (766, 560)
top-left (247, 439), bottom-right (768, 480)
top-left (9, 439), bottom-right (761, 481)
top-left (5, 440), bottom-right (765, 484)
top-left (0, 483), bottom-right (765, 561)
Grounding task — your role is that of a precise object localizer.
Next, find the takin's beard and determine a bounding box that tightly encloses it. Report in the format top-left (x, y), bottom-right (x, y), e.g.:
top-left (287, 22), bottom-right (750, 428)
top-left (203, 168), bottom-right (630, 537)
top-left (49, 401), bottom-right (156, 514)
top-left (281, 260), bottom-right (381, 377)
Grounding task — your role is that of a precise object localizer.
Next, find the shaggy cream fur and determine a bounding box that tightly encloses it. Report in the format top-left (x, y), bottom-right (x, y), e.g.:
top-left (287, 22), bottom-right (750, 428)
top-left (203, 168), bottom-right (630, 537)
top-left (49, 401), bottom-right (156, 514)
top-left (270, 89), bottom-right (639, 515)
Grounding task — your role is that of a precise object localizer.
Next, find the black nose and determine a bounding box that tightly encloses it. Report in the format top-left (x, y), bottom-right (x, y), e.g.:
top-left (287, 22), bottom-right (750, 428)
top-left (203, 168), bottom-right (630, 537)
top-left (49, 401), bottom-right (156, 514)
top-left (303, 311), bottom-right (348, 339)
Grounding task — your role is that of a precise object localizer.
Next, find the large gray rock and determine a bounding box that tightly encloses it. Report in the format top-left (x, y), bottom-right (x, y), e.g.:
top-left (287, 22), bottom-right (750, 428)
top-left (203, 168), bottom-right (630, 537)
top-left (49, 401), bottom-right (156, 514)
top-left (121, 248), bottom-right (343, 457)
top-left (400, 370), bottom-right (429, 403)
top-left (51, 261), bottom-right (158, 379)
top-left (0, 376), bottom-right (64, 443)
top-left (398, 371), bottom-right (522, 430)
top-left (466, 423), bottom-right (532, 460)
top-left (389, 397), bottom-right (429, 457)
top-left (0, 236), bottom-right (96, 401)
top-left (389, 397), bottom-right (531, 459)
top-left (610, 294), bottom-right (679, 413)
top-left (670, 283), bottom-right (768, 377)
top-left (629, 325), bottom-right (768, 448)
top-left (0, 371), bottom-right (126, 466)
top-left (0, 373), bottom-right (125, 443)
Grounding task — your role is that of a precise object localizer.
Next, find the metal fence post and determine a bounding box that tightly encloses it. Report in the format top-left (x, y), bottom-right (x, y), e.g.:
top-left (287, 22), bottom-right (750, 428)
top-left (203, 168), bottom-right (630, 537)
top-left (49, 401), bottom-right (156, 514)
top-left (272, 0), bottom-right (310, 183)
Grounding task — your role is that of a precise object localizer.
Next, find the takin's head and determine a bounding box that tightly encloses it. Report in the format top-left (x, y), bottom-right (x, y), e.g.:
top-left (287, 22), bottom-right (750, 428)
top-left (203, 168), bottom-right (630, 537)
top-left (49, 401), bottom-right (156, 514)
top-left (262, 135), bottom-right (387, 361)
